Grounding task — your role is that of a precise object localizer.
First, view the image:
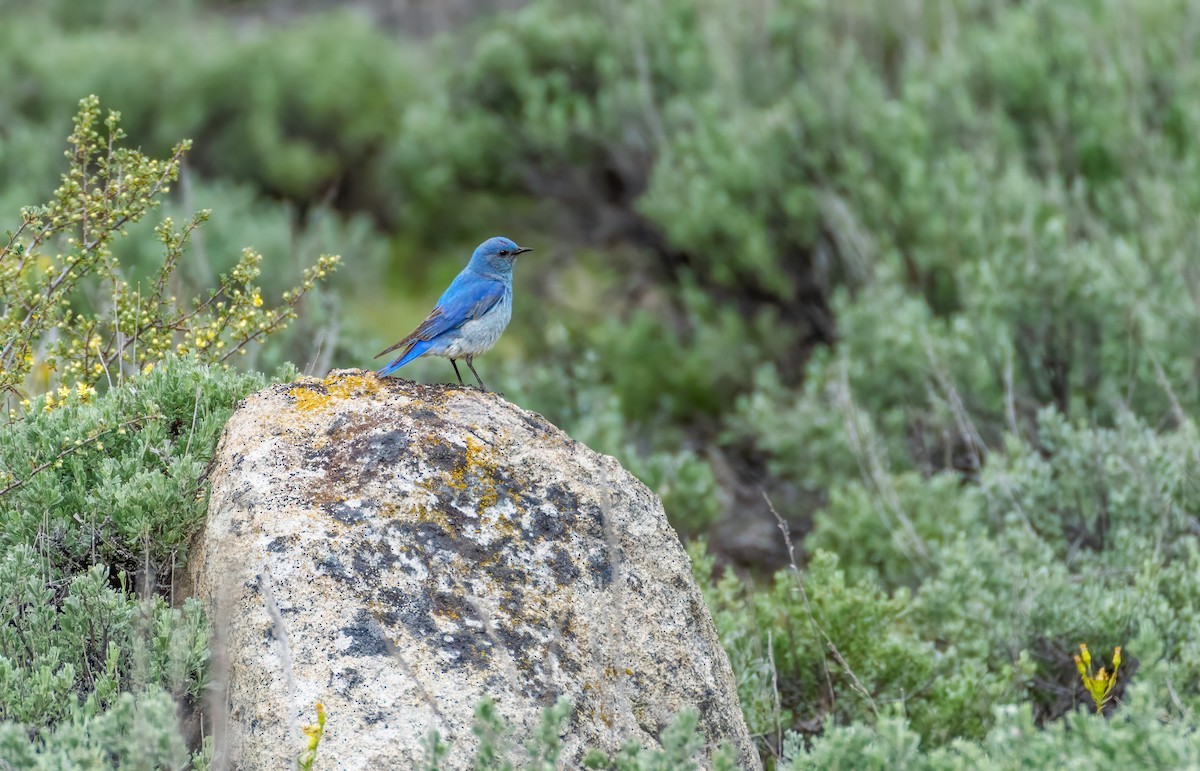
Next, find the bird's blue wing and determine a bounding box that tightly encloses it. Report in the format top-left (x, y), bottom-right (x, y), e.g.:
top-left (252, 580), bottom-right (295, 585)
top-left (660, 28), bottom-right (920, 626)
top-left (375, 273), bottom-right (506, 360)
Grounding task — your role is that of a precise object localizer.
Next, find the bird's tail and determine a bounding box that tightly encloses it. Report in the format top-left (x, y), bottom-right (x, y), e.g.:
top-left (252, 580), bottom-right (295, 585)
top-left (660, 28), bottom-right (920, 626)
top-left (376, 340), bottom-right (432, 378)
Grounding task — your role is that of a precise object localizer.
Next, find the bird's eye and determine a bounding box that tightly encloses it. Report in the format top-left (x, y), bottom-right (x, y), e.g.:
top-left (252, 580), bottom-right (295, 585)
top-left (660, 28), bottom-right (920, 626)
top-left (499, 250), bottom-right (509, 256)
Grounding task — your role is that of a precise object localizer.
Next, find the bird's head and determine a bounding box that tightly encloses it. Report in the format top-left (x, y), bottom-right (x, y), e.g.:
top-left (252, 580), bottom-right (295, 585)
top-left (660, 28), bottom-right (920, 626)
top-left (470, 236), bottom-right (532, 274)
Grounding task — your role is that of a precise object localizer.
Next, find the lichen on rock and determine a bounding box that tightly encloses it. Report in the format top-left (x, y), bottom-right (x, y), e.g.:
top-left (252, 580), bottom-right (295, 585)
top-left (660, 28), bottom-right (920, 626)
top-left (188, 369), bottom-right (759, 769)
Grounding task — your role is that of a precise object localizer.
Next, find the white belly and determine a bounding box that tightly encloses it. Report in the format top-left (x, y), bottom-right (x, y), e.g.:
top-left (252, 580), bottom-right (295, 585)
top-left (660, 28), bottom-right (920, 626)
top-left (441, 292), bottom-right (512, 358)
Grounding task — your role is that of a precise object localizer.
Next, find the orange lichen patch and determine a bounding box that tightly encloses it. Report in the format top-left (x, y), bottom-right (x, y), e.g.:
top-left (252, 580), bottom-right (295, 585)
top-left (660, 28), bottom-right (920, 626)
top-left (324, 372), bottom-right (381, 400)
top-left (288, 371), bottom-right (381, 415)
top-left (289, 384), bottom-right (333, 413)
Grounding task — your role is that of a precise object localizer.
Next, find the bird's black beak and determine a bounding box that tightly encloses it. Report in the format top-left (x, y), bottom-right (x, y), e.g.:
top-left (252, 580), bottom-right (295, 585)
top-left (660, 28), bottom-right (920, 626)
top-left (514, 247), bottom-right (533, 255)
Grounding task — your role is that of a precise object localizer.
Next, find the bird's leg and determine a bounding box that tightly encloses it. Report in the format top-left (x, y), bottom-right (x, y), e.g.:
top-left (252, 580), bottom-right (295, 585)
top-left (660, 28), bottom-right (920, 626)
top-left (465, 357), bottom-right (489, 391)
top-left (449, 359), bottom-right (465, 386)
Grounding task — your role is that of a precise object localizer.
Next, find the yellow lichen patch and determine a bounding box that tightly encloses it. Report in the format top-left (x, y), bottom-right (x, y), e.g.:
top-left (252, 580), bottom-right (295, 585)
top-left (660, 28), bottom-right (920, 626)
top-left (445, 437), bottom-right (501, 511)
top-left (416, 503), bottom-right (451, 531)
top-left (288, 371), bottom-right (381, 415)
top-left (578, 694), bottom-right (616, 728)
top-left (488, 511), bottom-right (518, 539)
top-left (324, 372), bottom-right (381, 401)
top-left (416, 434), bottom-right (512, 527)
top-left (289, 385), bottom-right (333, 413)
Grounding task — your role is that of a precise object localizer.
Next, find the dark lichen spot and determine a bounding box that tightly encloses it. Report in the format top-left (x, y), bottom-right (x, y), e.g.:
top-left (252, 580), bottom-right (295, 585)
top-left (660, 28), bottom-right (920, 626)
top-left (525, 508), bottom-right (566, 542)
top-left (414, 522), bottom-right (489, 563)
top-left (493, 623), bottom-right (541, 675)
top-left (380, 587), bottom-right (436, 638)
top-left (351, 550), bottom-right (379, 583)
top-left (350, 534), bottom-right (401, 579)
top-left (544, 483), bottom-right (579, 512)
top-left (430, 590), bottom-right (474, 622)
top-left (436, 626), bottom-right (493, 669)
top-left (482, 558), bottom-right (526, 589)
top-left (584, 503), bottom-right (606, 535)
top-left (351, 429), bottom-right (411, 470)
top-left (341, 610), bottom-right (389, 657)
top-left (391, 590), bottom-right (490, 669)
top-left (316, 554), bottom-right (350, 580)
top-left (424, 439), bottom-right (469, 476)
top-left (329, 500), bottom-right (368, 525)
top-left (335, 667), bottom-right (364, 690)
top-left (326, 415), bottom-right (349, 436)
top-left (589, 554), bottom-right (614, 590)
top-left (549, 546), bottom-right (581, 585)
top-left (266, 537), bottom-right (287, 553)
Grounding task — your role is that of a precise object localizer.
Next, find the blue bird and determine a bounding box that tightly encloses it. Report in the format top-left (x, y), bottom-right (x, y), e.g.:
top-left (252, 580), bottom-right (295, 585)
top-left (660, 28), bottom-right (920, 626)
top-left (375, 236), bottom-right (531, 391)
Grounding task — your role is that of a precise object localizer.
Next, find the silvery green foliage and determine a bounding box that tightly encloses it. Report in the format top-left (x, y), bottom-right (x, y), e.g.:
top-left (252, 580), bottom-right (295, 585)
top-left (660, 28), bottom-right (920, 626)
top-left (784, 694), bottom-right (1200, 770)
top-left (0, 358), bottom-right (282, 766)
top-left (0, 688), bottom-right (198, 770)
top-left (421, 699), bottom-right (739, 771)
top-left (0, 546), bottom-right (204, 726)
top-left (0, 358), bottom-right (276, 571)
top-left (695, 408), bottom-right (1200, 760)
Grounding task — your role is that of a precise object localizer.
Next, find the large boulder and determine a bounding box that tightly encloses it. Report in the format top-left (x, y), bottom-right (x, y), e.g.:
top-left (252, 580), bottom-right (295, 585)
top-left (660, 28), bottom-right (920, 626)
top-left (188, 369), bottom-right (759, 769)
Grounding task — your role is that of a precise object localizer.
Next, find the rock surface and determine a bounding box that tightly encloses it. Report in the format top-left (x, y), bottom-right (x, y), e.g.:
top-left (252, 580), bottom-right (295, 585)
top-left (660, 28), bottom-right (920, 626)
top-left (188, 369), bottom-right (759, 769)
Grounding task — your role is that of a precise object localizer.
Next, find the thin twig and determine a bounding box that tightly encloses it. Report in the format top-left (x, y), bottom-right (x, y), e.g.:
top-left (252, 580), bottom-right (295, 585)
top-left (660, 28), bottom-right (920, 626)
top-left (764, 492), bottom-right (838, 719)
top-left (834, 363), bottom-right (928, 562)
top-left (767, 629), bottom-right (782, 758)
top-left (183, 385), bottom-right (202, 458)
top-left (827, 642), bottom-right (879, 718)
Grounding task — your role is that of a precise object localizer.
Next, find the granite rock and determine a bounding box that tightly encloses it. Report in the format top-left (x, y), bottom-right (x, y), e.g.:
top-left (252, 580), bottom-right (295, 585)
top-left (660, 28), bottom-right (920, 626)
top-left (188, 369), bottom-right (759, 769)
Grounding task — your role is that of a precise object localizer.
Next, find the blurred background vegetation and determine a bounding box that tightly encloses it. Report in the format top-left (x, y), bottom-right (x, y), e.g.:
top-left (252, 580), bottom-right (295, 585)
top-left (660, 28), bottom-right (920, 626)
top-left (4, 0), bottom-right (1200, 767)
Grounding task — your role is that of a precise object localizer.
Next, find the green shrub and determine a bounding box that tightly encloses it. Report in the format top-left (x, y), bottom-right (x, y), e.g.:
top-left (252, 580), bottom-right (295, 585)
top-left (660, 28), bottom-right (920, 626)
top-left (696, 407), bottom-right (1200, 760)
top-left (420, 698), bottom-right (739, 771)
top-left (784, 689), bottom-right (1200, 770)
top-left (0, 354), bottom-right (295, 767)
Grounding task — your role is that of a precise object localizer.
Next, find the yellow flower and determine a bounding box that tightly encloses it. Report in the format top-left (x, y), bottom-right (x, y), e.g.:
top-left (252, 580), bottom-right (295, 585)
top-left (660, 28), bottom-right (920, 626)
top-left (1075, 644), bottom-right (1122, 713)
top-left (297, 702), bottom-right (326, 771)
top-left (252, 292), bottom-right (263, 307)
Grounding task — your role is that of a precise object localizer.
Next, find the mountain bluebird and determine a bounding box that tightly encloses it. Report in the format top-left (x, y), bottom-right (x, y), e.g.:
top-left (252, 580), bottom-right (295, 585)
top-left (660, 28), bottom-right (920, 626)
top-left (375, 236), bottom-right (531, 391)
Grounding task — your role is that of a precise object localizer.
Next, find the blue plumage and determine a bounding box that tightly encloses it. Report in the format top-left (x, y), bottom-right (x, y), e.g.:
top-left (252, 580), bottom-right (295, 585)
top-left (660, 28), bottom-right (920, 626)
top-left (375, 236), bottom-right (530, 390)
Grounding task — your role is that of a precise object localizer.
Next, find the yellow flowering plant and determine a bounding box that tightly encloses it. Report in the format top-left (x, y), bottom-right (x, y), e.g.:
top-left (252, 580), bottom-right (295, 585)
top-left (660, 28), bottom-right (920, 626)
top-left (1075, 644), bottom-right (1122, 713)
top-left (297, 702), bottom-right (326, 771)
top-left (0, 95), bottom-right (339, 408)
